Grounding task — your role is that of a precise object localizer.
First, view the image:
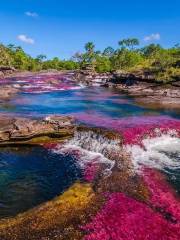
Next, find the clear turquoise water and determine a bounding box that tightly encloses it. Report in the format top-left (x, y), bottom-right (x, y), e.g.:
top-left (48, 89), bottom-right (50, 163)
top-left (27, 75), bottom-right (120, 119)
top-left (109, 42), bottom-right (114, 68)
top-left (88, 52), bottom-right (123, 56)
top-left (0, 87), bottom-right (180, 119)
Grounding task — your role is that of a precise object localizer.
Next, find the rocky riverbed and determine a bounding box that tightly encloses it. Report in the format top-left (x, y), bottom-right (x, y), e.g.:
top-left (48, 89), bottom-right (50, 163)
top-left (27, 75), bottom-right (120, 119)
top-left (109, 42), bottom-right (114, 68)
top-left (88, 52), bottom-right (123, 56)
top-left (74, 68), bottom-right (180, 108)
top-left (1, 69), bottom-right (180, 102)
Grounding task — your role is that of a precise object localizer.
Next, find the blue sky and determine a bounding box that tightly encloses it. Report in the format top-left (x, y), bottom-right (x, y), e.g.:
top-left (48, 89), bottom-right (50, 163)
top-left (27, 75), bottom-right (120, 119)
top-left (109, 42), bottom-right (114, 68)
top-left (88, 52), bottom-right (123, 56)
top-left (0, 0), bottom-right (180, 59)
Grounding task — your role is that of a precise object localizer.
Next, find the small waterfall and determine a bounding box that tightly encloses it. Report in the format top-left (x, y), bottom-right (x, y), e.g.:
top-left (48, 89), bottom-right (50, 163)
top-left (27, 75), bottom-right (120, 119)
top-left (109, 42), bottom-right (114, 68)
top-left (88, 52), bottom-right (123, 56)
top-left (52, 126), bottom-right (180, 179)
top-left (125, 134), bottom-right (180, 172)
top-left (52, 129), bottom-right (122, 176)
top-left (68, 130), bottom-right (121, 156)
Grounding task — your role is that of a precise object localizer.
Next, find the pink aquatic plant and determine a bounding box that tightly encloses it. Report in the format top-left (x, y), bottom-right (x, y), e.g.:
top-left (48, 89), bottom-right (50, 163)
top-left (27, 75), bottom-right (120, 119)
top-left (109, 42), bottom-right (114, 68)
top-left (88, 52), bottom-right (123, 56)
top-left (82, 168), bottom-right (180, 240)
top-left (143, 168), bottom-right (180, 221)
top-left (83, 192), bottom-right (180, 239)
top-left (0, 73), bottom-right (82, 94)
top-left (74, 113), bottom-right (180, 145)
top-left (83, 162), bottom-right (100, 182)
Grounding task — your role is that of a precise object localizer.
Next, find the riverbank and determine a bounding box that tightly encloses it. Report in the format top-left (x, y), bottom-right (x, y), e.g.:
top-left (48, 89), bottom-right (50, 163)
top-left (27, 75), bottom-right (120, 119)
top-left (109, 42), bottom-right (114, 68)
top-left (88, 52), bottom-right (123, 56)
top-left (73, 68), bottom-right (180, 109)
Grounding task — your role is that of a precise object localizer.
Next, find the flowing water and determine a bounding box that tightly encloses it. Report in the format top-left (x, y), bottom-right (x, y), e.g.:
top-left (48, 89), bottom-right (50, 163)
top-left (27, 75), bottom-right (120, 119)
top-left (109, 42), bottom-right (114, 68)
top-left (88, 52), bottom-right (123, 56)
top-left (0, 73), bottom-right (180, 238)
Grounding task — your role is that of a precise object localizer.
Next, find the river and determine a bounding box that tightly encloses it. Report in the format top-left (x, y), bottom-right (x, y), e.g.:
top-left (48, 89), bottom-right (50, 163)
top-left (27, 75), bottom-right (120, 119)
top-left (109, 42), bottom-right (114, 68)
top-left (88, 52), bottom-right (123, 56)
top-left (0, 73), bottom-right (179, 239)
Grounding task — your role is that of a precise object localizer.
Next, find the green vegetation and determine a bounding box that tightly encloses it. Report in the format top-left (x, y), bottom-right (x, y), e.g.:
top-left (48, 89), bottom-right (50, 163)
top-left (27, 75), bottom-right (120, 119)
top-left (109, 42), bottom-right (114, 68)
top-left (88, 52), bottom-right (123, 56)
top-left (0, 44), bottom-right (79, 72)
top-left (0, 39), bottom-right (180, 83)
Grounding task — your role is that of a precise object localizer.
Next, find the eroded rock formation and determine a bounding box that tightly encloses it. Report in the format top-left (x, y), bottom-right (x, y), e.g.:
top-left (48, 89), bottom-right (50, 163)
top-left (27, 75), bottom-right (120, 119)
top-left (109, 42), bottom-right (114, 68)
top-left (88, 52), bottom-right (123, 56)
top-left (0, 66), bottom-right (16, 78)
top-left (0, 115), bottom-right (75, 145)
top-left (74, 65), bottom-right (112, 86)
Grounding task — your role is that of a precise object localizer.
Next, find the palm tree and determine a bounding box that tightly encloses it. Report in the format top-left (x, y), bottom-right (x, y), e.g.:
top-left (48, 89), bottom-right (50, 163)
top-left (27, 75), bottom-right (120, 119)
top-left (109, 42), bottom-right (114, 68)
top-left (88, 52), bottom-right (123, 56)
top-left (85, 42), bottom-right (95, 54)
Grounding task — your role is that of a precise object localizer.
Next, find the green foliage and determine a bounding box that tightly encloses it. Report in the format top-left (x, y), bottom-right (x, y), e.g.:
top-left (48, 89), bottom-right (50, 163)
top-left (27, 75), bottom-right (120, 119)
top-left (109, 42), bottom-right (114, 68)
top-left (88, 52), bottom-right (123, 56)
top-left (103, 47), bottom-right (115, 57)
top-left (140, 44), bottom-right (162, 57)
top-left (95, 55), bottom-right (112, 73)
top-left (83, 42), bottom-right (96, 64)
top-left (0, 43), bottom-right (79, 71)
top-left (118, 38), bottom-right (140, 50)
top-left (85, 42), bottom-right (95, 53)
top-left (0, 44), bottom-right (12, 66)
top-left (155, 67), bottom-right (180, 83)
top-left (0, 39), bottom-right (179, 84)
top-left (111, 49), bottom-right (144, 70)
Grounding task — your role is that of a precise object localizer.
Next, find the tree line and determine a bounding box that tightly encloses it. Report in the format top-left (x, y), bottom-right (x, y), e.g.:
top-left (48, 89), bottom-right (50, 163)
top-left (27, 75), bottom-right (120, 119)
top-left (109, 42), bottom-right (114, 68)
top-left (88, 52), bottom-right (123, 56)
top-left (0, 38), bottom-right (180, 82)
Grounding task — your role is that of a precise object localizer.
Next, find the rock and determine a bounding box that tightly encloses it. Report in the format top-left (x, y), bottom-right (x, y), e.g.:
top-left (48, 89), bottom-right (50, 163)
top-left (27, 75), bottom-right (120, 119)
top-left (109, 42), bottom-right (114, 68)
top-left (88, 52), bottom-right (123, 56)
top-left (106, 70), bottom-right (180, 107)
top-left (74, 70), bottom-right (113, 86)
top-left (0, 66), bottom-right (16, 71)
top-left (0, 71), bottom-right (4, 78)
top-left (45, 115), bottom-right (74, 127)
top-left (77, 125), bottom-right (122, 142)
top-left (0, 66), bottom-right (16, 77)
top-left (134, 96), bottom-right (180, 109)
top-left (112, 70), bottom-right (156, 83)
top-left (73, 64), bottom-right (113, 85)
top-left (0, 115), bottom-right (75, 145)
top-left (0, 85), bottom-right (19, 101)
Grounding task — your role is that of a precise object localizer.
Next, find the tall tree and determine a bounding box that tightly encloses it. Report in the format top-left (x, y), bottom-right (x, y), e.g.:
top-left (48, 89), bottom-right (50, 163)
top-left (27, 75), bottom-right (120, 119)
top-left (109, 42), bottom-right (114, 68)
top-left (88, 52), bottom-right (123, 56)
top-left (83, 42), bottom-right (96, 64)
top-left (85, 42), bottom-right (95, 54)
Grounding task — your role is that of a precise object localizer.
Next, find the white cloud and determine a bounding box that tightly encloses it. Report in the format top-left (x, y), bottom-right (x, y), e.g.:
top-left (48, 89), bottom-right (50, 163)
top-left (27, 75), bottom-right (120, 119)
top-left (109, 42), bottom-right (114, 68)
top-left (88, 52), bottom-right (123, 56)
top-left (17, 34), bottom-right (35, 44)
top-left (25, 11), bottom-right (38, 18)
top-left (144, 33), bottom-right (161, 42)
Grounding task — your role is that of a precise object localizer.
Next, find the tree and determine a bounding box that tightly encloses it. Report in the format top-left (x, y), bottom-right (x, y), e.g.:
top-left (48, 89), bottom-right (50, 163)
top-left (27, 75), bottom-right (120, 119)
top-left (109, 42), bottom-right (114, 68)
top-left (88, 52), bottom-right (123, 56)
top-left (0, 44), bottom-right (12, 66)
top-left (72, 52), bottom-right (84, 63)
top-left (82, 42), bottom-right (96, 64)
top-left (141, 44), bottom-right (162, 57)
top-left (103, 47), bottom-right (115, 57)
top-left (95, 55), bottom-right (112, 72)
top-left (174, 43), bottom-right (180, 49)
top-left (118, 38), bottom-right (139, 50)
top-left (111, 48), bottom-right (144, 70)
top-left (0, 41), bottom-right (179, 83)
top-left (36, 55), bottom-right (47, 63)
top-left (85, 42), bottom-right (95, 54)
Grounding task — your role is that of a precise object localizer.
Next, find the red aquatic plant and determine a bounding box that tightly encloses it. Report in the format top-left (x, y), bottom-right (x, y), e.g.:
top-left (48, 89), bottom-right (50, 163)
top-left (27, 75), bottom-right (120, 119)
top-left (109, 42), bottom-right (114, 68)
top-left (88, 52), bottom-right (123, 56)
top-left (74, 113), bottom-right (180, 145)
top-left (143, 168), bottom-right (180, 221)
top-left (82, 168), bottom-right (180, 240)
top-left (83, 192), bottom-right (180, 240)
top-left (83, 162), bottom-right (100, 182)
